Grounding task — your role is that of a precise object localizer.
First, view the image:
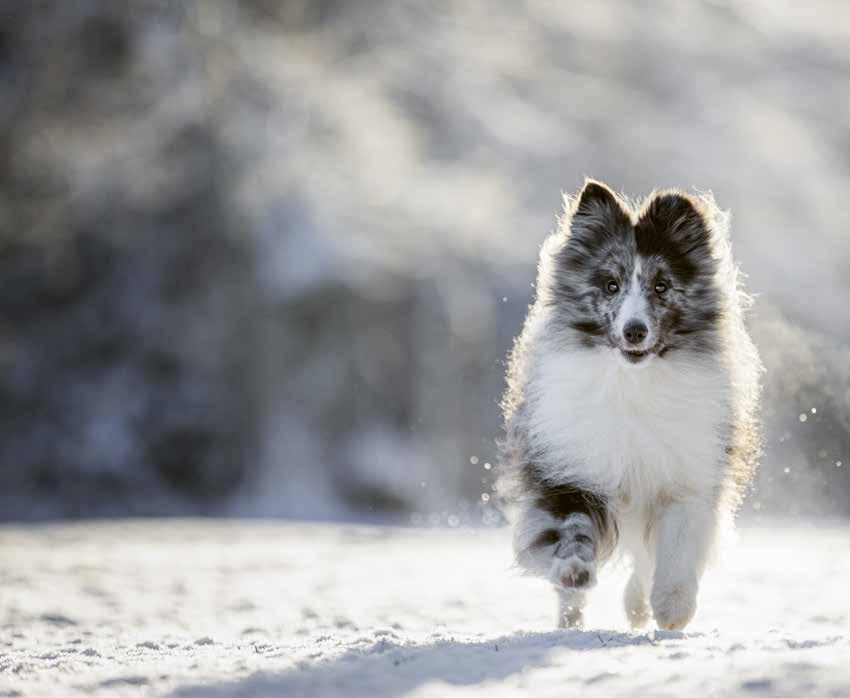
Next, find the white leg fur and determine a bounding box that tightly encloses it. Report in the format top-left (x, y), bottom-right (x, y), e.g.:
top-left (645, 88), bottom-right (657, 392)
top-left (624, 570), bottom-right (650, 629)
top-left (651, 497), bottom-right (716, 630)
top-left (620, 513), bottom-right (654, 628)
top-left (557, 587), bottom-right (586, 628)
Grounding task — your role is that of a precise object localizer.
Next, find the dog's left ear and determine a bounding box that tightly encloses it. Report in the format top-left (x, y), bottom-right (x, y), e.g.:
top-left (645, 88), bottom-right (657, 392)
top-left (637, 192), bottom-right (711, 250)
top-left (568, 179), bottom-right (632, 241)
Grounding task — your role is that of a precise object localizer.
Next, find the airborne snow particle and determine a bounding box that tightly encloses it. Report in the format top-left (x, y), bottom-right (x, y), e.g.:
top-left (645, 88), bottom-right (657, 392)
top-left (811, 407), bottom-right (817, 414)
top-left (784, 467), bottom-right (790, 474)
top-left (483, 462), bottom-right (491, 470)
top-left (838, 461), bottom-right (843, 468)
top-left (470, 456), bottom-right (479, 465)
top-left (799, 414), bottom-right (807, 423)
top-left (481, 493), bottom-right (490, 502)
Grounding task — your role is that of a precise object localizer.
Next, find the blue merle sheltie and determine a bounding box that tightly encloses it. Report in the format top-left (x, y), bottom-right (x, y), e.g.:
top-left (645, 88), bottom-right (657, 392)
top-left (499, 179), bottom-right (762, 630)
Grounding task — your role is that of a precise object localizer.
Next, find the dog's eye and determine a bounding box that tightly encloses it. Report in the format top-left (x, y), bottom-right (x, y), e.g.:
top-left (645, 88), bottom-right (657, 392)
top-left (606, 280), bottom-right (619, 294)
top-left (655, 281), bottom-right (668, 294)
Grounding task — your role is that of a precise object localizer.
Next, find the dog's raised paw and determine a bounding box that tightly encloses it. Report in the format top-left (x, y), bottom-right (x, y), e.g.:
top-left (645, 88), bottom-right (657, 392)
top-left (651, 579), bottom-right (697, 631)
top-left (550, 555), bottom-right (596, 590)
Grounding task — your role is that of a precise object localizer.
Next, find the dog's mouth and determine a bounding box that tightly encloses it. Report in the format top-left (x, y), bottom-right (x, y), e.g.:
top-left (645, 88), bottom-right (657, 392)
top-left (619, 343), bottom-right (665, 365)
top-left (621, 348), bottom-right (651, 364)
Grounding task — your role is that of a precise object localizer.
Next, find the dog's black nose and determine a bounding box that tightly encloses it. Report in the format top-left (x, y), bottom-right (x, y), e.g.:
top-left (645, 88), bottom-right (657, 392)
top-left (623, 320), bottom-right (648, 345)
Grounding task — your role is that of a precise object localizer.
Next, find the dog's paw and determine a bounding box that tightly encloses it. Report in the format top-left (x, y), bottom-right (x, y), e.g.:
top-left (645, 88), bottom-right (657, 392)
top-left (550, 555), bottom-right (596, 591)
top-left (651, 578), bottom-right (698, 631)
top-left (623, 572), bottom-right (650, 629)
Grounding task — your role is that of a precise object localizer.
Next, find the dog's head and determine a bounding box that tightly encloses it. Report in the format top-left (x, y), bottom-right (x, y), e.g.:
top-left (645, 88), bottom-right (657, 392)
top-left (549, 180), bottom-right (723, 366)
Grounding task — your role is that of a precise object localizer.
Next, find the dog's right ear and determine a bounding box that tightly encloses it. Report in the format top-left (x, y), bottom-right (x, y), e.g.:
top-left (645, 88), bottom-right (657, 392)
top-left (569, 179), bottom-right (632, 239)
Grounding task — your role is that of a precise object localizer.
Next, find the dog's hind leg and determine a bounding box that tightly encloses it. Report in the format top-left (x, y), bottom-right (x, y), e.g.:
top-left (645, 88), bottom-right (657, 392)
top-left (624, 570), bottom-right (651, 629)
top-left (623, 544), bottom-right (653, 628)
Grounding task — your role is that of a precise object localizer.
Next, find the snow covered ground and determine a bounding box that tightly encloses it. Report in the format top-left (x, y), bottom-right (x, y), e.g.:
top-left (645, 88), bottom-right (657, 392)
top-left (1, 519), bottom-right (849, 697)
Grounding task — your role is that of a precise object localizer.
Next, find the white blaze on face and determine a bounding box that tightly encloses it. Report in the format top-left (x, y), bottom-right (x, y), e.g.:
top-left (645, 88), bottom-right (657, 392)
top-left (615, 259), bottom-right (653, 348)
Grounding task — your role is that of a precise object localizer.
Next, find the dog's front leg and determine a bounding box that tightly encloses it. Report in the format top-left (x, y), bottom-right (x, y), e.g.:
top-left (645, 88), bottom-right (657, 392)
top-left (650, 496), bottom-right (715, 631)
top-left (512, 473), bottom-right (614, 628)
top-left (514, 507), bottom-right (600, 628)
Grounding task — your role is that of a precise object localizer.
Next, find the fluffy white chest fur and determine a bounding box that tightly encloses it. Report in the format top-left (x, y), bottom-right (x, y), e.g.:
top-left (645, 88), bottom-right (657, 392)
top-left (526, 340), bottom-right (731, 511)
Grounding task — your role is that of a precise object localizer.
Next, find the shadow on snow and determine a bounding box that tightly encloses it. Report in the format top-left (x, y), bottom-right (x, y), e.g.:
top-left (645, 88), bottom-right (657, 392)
top-left (168, 628), bottom-right (689, 698)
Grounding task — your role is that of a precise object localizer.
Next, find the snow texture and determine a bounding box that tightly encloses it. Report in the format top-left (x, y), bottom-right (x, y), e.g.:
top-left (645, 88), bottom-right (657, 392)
top-left (1, 519), bottom-right (848, 697)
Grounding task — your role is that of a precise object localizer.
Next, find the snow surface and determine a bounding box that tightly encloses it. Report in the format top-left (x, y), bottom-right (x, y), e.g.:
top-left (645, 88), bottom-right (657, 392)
top-left (1, 519), bottom-right (849, 697)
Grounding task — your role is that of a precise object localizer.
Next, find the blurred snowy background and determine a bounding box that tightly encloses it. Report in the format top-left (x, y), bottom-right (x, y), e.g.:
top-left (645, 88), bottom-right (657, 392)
top-left (1, 0), bottom-right (848, 523)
